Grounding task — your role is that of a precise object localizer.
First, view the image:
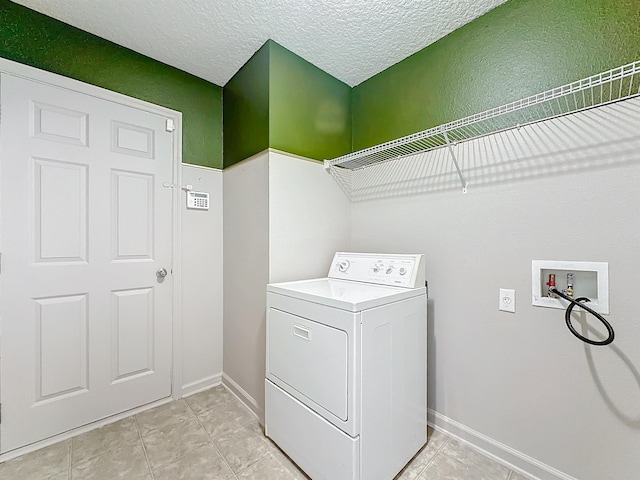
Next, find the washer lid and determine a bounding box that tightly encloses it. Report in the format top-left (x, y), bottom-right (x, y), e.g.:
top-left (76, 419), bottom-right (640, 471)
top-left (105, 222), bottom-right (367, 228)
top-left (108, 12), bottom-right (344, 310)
top-left (267, 278), bottom-right (426, 312)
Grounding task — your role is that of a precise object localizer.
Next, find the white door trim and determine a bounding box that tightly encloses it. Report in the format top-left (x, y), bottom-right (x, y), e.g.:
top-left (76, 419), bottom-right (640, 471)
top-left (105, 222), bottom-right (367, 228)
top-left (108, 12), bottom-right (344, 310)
top-left (0, 57), bottom-right (184, 402)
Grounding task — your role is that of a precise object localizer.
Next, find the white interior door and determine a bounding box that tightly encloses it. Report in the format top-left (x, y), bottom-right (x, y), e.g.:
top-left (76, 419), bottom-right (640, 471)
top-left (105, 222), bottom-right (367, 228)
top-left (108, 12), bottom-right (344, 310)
top-left (0, 73), bottom-right (174, 452)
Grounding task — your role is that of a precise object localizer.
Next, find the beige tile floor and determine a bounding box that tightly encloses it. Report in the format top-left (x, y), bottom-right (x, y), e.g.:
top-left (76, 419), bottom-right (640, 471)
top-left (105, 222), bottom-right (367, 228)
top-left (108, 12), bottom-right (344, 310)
top-left (0, 385), bottom-right (532, 480)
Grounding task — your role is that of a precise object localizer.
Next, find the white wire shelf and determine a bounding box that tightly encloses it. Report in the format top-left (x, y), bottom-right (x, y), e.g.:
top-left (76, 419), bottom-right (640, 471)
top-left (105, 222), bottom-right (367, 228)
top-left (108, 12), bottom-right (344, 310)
top-left (324, 60), bottom-right (640, 187)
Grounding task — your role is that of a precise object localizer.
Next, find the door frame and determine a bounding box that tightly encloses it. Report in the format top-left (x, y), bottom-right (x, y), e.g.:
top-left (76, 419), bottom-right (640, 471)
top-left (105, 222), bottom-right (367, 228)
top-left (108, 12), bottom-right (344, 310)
top-left (0, 58), bottom-right (184, 423)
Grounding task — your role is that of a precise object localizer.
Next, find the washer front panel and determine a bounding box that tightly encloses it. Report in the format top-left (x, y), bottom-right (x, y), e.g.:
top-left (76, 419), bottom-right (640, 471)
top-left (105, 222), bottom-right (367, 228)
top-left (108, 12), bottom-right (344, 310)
top-left (268, 309), bottom-right (349, 420)
top-left (266, 292), bottom-right (360, 436)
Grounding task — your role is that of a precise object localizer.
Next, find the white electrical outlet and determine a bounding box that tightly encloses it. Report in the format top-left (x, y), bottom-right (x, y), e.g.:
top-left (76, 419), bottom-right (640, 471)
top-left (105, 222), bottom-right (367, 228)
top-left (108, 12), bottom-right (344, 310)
top-left (499, 288), bottom-right (516, 313)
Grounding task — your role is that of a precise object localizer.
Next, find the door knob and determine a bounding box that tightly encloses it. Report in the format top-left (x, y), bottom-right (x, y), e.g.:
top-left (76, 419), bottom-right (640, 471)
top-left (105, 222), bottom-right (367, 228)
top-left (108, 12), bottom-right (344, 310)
top-left (156, 268), bottom-right (168, 278)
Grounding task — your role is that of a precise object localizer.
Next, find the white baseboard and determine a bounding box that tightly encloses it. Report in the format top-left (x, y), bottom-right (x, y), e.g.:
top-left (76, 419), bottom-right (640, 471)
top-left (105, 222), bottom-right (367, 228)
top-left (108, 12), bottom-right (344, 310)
top-left (428, 409), bottom-right (577, 480)
top-left (222, 373), bottom-right (264, 425)
top-left (180, 373), bottom-right (223, 398)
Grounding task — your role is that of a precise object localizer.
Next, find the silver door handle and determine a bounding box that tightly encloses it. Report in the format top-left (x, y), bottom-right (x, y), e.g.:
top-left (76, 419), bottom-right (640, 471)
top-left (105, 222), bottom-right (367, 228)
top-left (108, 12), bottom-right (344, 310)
top-left (156, 268), bottom-right (168, 278)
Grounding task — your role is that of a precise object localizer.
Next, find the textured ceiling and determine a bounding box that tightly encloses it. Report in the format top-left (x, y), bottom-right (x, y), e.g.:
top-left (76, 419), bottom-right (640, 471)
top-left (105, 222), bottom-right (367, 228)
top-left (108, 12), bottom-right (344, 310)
top-left (12, 0), bottom-right (508, 87)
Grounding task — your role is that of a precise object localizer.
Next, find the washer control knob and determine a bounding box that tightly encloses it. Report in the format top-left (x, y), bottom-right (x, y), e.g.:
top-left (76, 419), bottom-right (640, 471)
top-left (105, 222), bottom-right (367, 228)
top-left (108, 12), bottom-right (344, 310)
top-left (386, 267), bottom-right (393, 274)
top-left (338, 260), bottom-right (350, 273)
top-left (372, 261), bottom-right (385, 274)
top-left (399, 267), bottom-right (407, 275)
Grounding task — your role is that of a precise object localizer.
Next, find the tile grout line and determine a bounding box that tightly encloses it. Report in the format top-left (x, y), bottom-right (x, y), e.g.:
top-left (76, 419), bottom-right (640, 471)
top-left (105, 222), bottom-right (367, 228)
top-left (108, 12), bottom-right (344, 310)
top-left (66, 439), bottom-right (72, 480)
top-left (207, 384), bottom-right (275, 477)
top-left (414, 433), bottom-right (452, 479)
top-left (138, 399), bottom-right (222, 476)
top-left (267, 442), bottom-right (310, 480)
top-left (225, 413), bottom-right (273, 477)
top-left (428, 435), bottom-right (516, 480)
top-left (198, 392), bottom-right (276, 478)
top-left (185, 399), bottom-right (240, 480)
top-left (133, 414), bottom-right (157, 480)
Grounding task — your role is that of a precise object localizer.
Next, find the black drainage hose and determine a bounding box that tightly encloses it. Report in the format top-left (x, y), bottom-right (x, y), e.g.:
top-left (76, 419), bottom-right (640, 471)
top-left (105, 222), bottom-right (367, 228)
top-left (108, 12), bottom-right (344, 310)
top-left (550, 288), bottom-right (614, 346)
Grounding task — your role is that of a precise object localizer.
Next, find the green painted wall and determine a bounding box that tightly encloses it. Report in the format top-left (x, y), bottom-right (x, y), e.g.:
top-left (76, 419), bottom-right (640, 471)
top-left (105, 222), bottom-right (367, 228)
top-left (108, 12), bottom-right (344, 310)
top-left (223, 40), bottom-right (351, 168)
top-left (352, 0), bottom-right (640, 151)
top-left (0, 0), bottom-right (223, 168)
top-left (223, 42), bottom-right (270, 168)
top-left (269, 41), bottom-right (351, 162)
top-left (5, 0), bottom-right (637, 167)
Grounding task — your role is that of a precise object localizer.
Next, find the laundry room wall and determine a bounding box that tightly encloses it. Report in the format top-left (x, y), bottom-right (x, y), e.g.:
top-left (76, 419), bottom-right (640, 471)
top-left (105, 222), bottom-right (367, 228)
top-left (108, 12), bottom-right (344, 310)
top-left (345, 2), bottom-right (640, 478)
top-left (222, 151), bottom-right (270, 416)
top-left (268, 151), bottom-right (351, 284)
top-left (352, 0), bottom-right (640, 150)
top-left (223, 150), bottom-right (350, 420)
top-left (267, 42), bottom-right (351, 163)
top-left (180, 165), bottom-right (224, 395)
top-left (350, 122), bottom-right (640, 480)
top-left (223, 40), bottom-right (351, 168)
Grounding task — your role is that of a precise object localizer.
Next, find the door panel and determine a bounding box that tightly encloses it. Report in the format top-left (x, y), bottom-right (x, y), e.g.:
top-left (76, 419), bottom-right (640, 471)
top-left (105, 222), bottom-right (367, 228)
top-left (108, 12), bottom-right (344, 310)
top-left (33, 157), bottom-right (88, 263)
top-left (111, 170), bottom-right (154, 259)
top-left (32, 102), bottom-right (88, 146)
top-left (35, 294), bottom-right (89, 400)
top-left (111, 287), bottom-right (154, 382)
top-left (1, 73), bottom-right (174, 452)
top-left (111, 121), bottom-right (155, 159)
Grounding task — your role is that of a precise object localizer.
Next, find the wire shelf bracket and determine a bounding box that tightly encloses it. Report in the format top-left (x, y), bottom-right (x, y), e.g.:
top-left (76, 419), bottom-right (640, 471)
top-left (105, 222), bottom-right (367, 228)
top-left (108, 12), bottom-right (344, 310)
top-left (442, 130), bottom-right (467, 193)
top-left (324, 60), bottom-right (640, 196)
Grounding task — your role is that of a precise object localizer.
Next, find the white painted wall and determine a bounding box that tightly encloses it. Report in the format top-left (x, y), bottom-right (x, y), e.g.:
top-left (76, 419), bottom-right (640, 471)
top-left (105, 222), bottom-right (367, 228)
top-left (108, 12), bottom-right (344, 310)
top-left (269, 151), bottom-right (351, 283)
top-left (350, 114), bottom-right (640, 480)
top-left (223, 150), bottom-right (351, 420)
top-left (180, 164), bottom-right (224, 395)
top-left (222, 152), bottom-right (270, 418)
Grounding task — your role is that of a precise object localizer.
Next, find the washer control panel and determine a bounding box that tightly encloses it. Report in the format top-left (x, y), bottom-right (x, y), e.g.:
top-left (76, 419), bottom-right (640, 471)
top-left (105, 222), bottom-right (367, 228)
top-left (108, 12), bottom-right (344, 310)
top-left (328, 252), bottom-right (425, 288)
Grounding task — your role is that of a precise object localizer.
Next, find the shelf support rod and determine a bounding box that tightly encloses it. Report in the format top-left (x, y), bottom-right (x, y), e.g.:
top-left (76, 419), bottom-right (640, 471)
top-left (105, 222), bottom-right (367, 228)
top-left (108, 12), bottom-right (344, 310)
top-left (443, 130), bottom-right (468, 194)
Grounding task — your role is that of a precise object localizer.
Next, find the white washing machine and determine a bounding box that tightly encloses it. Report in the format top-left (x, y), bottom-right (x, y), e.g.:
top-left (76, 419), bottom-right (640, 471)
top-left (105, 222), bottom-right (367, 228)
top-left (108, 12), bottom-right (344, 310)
top-left (265, 252), bottom-right (427, 480)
